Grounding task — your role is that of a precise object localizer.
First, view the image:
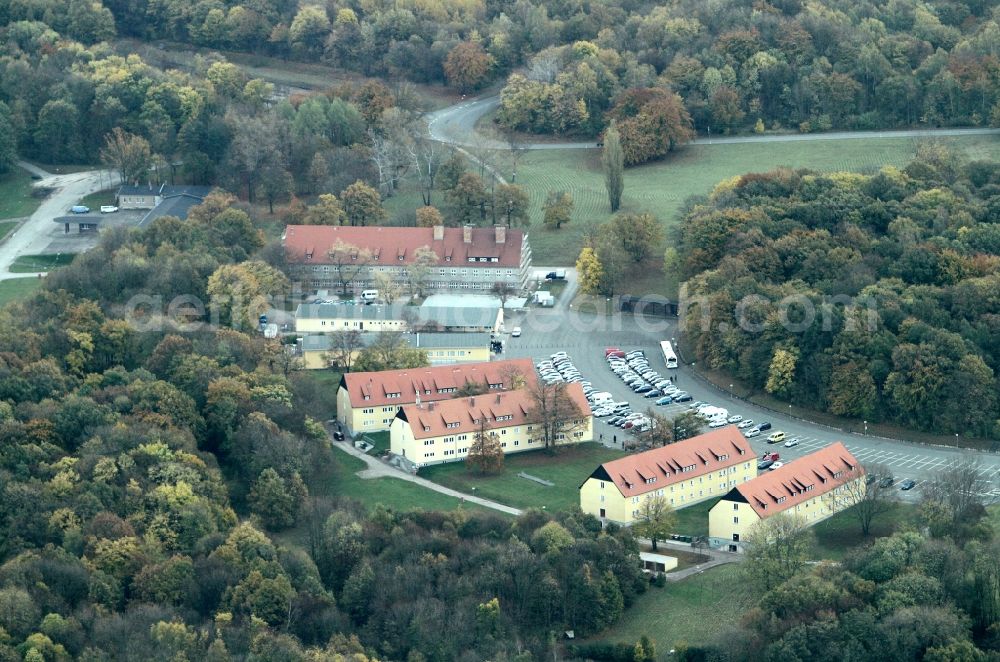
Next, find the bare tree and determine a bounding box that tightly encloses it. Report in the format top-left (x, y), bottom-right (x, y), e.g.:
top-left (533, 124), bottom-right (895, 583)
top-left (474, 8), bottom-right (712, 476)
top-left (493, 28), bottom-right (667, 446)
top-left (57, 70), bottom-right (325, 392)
top-left (407, 245), bottom-right (439, 298)
top-left (491, 281), bottom-right (516, 308)
top-left (499, 363), bottom-right (527, 390)
top-left (326, 239), bottom-right (374, 296)
top-left (407, 135), bottom-right (444, 205)
top-left (325, 328), bottom-right (364, 372)
top-left (368, 128), bottom-right (410, 197)
top-left (466, 416), bottom-right (504, 475)
top-left (528, 382), bottom-right (587, 453)
top-left (504, 129), bottom-right (528, 182)
top-left (527, 47), bottom-right (562, 83)
top-left (922, 455), bottom-right (993, 528)
top-left (835, 463), bottom-right (896, 536)
top-left (373, 271), bottom-right (403, 304)
top-left (227, 112), bottom-right (282, 203)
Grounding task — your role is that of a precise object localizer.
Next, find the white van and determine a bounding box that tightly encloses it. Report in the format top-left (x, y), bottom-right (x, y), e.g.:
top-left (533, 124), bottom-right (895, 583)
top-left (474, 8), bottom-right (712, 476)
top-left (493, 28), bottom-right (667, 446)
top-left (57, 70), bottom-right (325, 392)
top-left (360, 289), bottom-right (379, 301)
top-left (590, 391), bottom-right (614, 405)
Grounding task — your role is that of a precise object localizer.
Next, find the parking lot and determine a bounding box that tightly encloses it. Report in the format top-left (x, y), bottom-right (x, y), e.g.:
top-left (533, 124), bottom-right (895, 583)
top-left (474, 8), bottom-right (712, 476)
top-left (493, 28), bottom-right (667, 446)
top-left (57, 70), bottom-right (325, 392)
top-left (505, 304), bottom-right (1000, 502)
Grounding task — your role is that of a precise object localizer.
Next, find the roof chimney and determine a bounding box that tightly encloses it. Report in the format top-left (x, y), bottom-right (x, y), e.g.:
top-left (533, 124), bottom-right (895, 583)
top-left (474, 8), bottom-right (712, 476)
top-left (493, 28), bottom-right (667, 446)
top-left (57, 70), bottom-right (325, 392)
top-left (470, 397), bottom-right (475, 406)
top-left (433, 225), bottom-right (444, 241)
top-left (496, 393), bottom-right (501, 403)
top-left (429, 402), bottom-right (435, 411)
top-left (463, 225), bottom-right (472, 244)
top-left (495, 225), bottom-right (506, 244)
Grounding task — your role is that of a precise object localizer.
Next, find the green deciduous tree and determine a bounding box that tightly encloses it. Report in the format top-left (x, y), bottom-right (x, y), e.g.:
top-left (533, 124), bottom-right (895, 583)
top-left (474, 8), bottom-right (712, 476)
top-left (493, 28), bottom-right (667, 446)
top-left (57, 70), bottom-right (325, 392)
top-left (341, 180), bottom-right (386, 226)
top-left (542, 191), bottom-right (573, 229)
top-left (632, 495), bottom-right (676, 551)
top-left (602, 121), bottom-right (624, 212)
top-left (742, 514), bottom-right (814, 592)
top-left (249, 468), bottom-right (308, 530)
top-left (609, 212), bottom-right (663, 263)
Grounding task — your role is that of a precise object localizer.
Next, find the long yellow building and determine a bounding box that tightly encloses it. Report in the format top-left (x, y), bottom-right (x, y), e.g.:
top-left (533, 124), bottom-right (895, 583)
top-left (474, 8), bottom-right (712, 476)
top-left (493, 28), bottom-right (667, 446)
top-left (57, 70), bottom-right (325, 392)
top-left (299, 332), bottom-right (492, 369)
top-left (579, 427), bottom-right (758, 524)
top-left (336, 358), bottom-right (535, 436)
top-left (708, 442), bottom-right (864, 551)
top-left (390, 384), bottom-right (593, 467)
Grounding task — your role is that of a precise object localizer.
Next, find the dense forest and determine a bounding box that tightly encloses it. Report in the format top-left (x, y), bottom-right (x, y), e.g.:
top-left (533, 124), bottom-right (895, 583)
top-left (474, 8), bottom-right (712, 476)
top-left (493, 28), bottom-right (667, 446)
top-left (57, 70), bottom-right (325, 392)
top-left (0, 194), bottom-right (649, 660)
top-left (676, 148), bottom-right (1000, 439)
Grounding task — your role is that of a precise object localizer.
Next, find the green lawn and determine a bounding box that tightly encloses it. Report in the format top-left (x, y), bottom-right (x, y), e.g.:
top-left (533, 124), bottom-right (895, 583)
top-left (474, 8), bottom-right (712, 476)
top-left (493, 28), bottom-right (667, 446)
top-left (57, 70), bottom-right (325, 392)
top-left (358, 430), bottom-right (391, 455)
top-left (421, 442), bottom-right (624, 512)
top-left (812, 501), bottom-right (918, 561)
top-left (595, 564), bottom-right (749, 658)
top-left (0, 220), bottom-right (18, 241)
top-left (326, 446), bottom-right (486, 511)
top-left (0, 170), bottom-right (41, 220)
top-left (672, 497), bottom-right (720, 538)
top-left (9, 253), bottom-right (76, 273)
top-left (78, 188), bottom-right (116, 210)
top-left (513, 134), bottom-right (1000, 294)
top-left (0, 278), bottom-right (42, 307)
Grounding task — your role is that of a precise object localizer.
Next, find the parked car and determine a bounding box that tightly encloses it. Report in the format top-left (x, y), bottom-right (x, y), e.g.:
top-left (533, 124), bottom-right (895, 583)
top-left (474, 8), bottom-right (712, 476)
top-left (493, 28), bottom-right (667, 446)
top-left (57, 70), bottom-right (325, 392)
top-left (900, 479), bottom-right (916, 490)
top-left (655, 396), bottom-right (673, 405)
top-left (511, 327), bottom-right (521, 337)
top-left (758, 422), bottom-right (772, 431)
top-left (333, 431), bottom-right (345, 441)
top-left (783, 438), bottom-right (800, 448)
top-left (768, 461), bottom-right (784, 471)
top-left (708, 420), bottom-right (727, 428)
top-left (767, 431), bottom-right (786, 444)
top-left (745, 428), bottom-right (761, 438)
top-left (737, 419), bottom-right (755, 429)
top-left (673, 393), bottom-right (692, 402)
top-left (727, 415), bottom-right (743, 423)
top-left (757, 459), bottom-right (774, 470)
top-left (70, 205), bottom-right (90, 214)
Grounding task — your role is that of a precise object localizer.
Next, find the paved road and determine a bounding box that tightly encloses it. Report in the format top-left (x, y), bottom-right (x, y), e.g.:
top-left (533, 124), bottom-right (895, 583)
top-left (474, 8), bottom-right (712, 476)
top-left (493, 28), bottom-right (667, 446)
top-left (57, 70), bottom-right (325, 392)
top-left (502, 304), bottom-right (1000, 504)
top-left (0, 163), bottom-right (117, 281)
top-left (426, 94), bottom-right (1000, 150)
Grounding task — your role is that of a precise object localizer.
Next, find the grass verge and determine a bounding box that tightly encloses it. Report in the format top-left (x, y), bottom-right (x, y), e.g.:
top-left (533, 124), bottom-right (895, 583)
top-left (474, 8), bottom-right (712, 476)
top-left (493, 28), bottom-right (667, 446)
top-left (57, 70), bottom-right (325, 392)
top-left (594, 564), bottom-right (749, 658)
top-left (0, 170), bottom-right (41, 220)
top-left (421, 442), bottom-right (624, 512)
top-left (9, 253), bottom-right (76, 273)
top-left (0, 278), bottom-right (42, 307)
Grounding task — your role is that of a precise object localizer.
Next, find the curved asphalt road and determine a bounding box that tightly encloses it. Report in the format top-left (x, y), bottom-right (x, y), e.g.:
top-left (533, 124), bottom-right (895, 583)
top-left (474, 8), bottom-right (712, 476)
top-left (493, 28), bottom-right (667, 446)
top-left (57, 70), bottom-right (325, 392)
top-left (426, 94), bottom-right (1000, 150)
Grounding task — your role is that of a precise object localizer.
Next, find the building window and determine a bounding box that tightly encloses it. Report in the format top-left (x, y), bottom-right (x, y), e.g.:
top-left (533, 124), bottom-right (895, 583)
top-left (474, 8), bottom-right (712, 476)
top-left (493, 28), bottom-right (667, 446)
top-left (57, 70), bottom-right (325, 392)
top-left (733, 517), bottom-right (739, 524)
top-left (733, 503), bottom-right (738, 511)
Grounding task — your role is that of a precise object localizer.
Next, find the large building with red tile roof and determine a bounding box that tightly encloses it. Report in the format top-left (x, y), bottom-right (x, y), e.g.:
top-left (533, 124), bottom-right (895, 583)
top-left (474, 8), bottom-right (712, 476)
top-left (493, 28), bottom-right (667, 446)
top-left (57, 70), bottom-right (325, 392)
top-left (335, 358), bottom-right (536, 435)
top-left (389, 383), bottom-right (592, 467)
top-left (283, 224), bottom-right (532, 294)
top-left (709, 442), bottom-right (864, 551)
top-left (579, 426), bottom-right (759, 524)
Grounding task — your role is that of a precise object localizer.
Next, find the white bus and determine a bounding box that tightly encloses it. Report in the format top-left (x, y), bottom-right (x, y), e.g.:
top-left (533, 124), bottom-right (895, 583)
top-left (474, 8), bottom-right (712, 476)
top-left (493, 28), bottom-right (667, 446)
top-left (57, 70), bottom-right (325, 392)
top-left (660, 341), bottom-right (678, 369)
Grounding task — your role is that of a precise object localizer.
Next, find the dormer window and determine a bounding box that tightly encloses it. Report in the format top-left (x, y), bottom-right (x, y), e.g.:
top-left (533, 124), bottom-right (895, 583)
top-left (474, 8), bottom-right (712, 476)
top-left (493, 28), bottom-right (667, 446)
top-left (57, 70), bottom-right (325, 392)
top-left (445, 256), bottom-right (451, 262)
top-left (423, 426), bottom-right (430, 432)
top-left (645, 477), bottom-right (656, 484)
top-left (776, 496), bottom-right (786, 503)
top-left (398, 255), bottom-right (404, 261)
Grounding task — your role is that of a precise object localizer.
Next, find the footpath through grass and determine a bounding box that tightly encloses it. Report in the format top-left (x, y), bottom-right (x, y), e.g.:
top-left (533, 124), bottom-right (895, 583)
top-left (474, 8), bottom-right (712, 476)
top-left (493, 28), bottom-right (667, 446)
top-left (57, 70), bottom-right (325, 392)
top-left (421, 442), bottom-right (624, 512)
top-left (0, 278), bottom-right (42, 307)
top-left (9, 253), bottom-right (76, 273)
top-left (0, 170), bottom-right (41, 220)
top-left (0, 220), bottom-right (18, 241)
top-left (595, 564), bottom-right (748, 658)
top-left (516, 134), bottom-right (1000, 289)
